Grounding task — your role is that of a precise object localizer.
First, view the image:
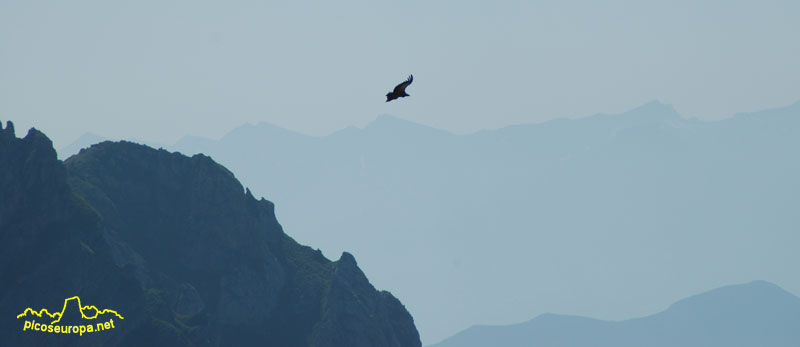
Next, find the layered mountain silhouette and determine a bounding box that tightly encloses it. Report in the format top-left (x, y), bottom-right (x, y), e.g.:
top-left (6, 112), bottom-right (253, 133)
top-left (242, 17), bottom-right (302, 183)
top-left (430, 281), bottom-right (800, 347)
top-left (58, 132), bottom-right (107, 160)
top-left (0, 121), bottom-right (420, 346)
top-left (58, 101), bottom-right (800, 343)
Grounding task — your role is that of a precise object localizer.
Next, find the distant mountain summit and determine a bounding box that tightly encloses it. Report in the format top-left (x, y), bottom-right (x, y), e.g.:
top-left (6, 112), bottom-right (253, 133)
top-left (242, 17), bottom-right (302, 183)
top-left (0, 121), bottom-right (421, 346)
top-left (51, 100), bottom-right (800, 343)
top-left (430, 281), bottom-right (800, 347)
top-left (58, 132), bottom-right (107, 159)
top-left (159, 100), bottom-right (800, 342)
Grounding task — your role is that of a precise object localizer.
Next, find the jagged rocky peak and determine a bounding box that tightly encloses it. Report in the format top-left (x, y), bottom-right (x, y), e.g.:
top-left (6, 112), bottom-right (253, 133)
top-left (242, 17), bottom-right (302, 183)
top-left (1, 120), bottom-right (55, 152)
top-left (338, 251), bottom-right (358, 266)
top-left (0, 121), bottom-right (69, 220)
top-left (1, 127), bottom-right (421, 346)
top-left (1, 120), bottom-right (15, 137)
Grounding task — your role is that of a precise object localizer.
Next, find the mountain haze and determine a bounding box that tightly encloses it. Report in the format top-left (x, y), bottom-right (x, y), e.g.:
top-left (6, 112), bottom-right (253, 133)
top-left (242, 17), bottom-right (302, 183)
top-left (431, 281), bottom-right (800, 347)
top-left (60, 101), bottom-right (800, 342)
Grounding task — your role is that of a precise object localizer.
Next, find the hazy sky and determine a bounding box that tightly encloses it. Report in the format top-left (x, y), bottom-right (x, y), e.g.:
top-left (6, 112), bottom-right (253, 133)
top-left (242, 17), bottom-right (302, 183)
top-left (2, 1), bottom-right (800, 147)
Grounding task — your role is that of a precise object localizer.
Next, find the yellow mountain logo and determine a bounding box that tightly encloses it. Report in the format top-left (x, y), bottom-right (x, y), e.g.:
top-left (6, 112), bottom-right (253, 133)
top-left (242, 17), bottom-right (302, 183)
top-left (17, 296), bottom-right (123, 336)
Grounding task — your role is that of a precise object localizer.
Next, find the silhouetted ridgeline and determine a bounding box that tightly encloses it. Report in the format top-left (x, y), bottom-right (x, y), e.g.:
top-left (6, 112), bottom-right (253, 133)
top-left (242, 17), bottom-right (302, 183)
top-left (156, 101), bottom-right (800, 342)
top-left (0, 121), bottom-right (421, 347)
top-left (431, 281), bottom-right (800, 347)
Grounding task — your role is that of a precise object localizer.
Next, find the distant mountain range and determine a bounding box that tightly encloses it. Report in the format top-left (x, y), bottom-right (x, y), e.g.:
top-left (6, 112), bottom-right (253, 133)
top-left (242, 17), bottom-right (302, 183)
top-left (430, 280), bottom-right (800, 347)
top-left (1, 121), bottom-right (420, 346)
top-left (58, 100), bottom-right (800, 343)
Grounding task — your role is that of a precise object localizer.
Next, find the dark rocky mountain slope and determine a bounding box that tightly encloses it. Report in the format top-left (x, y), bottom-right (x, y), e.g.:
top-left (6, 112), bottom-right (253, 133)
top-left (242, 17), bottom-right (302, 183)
top-left (0, 121), bottom-right (420, 346)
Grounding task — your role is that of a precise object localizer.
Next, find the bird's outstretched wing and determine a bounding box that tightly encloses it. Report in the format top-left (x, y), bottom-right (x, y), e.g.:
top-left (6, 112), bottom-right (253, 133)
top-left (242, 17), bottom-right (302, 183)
top-left (393, 74), bottom-right (413, 94)
top-left (386, 74), bottom-right (413, 102)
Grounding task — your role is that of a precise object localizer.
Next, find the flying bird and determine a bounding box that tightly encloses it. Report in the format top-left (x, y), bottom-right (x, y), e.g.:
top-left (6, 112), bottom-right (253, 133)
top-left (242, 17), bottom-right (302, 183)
top-left (386, 75), bottom-right (413, 102)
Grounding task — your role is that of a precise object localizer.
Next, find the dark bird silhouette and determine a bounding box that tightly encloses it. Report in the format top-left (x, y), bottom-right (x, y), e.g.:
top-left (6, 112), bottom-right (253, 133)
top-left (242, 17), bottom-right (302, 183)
top-left (386, 75), bottom-right (413, 102)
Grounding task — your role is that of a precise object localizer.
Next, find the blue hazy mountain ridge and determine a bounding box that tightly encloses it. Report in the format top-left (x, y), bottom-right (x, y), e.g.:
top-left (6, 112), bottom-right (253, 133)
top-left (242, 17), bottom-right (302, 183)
top-left (59, 132), bottom-right (107, 159)
top-left (60, 100), bottom-right (800, 343)
top-left (430, 281), bottom-right (800, 347)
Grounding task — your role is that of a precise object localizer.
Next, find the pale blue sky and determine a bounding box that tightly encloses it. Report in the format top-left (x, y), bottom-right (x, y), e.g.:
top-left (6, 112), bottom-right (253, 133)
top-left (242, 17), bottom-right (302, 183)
top-left (2, 0), bottom-right (799, 147)
top-left (0, 0), bottom-right (800, 146)
top-left (3, 2), bottom-right (800, 344)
